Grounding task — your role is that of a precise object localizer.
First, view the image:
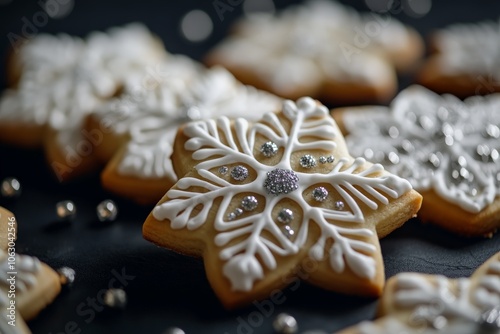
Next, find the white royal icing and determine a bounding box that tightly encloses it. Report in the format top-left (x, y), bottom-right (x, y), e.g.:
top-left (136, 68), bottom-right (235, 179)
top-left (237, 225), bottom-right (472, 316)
top-left (211, 0), bottom-right (411, 93)
top-left (0, 23), bottom-right (167, 159)
top-left (372, 254), bottom-right (500, 333)
top-left (345, 85), bottom-right (500, 213)
top-left (94, 59), bottom-right (281, 181)
top-left (152, 97), bottom-right (412, 292)
top-left (0, 250), bottom-right (42, 306)
top-left (434, 19), bottom-right (500, 79)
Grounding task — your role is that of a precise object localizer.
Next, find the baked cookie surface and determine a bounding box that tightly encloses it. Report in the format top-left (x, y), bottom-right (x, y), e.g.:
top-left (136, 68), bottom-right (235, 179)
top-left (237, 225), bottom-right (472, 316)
top-left (143, 97), bottom-right (422, 308)
top-left (206, 0), bottom-right (423, 104)
top-left (418, 19), bottom-right (500, 97)
top-left (336, 85), bottom-right (500, 237)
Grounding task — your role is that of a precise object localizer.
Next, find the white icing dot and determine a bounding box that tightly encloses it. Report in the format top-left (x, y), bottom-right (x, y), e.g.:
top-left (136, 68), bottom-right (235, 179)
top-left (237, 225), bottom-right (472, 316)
top-left (180, 10), bottom-right (213, 42)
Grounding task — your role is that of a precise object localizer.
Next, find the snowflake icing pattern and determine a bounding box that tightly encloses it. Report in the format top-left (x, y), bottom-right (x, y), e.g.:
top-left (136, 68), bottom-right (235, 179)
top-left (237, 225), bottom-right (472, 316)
top-left (345, 86), bottom-right (500, 213)
top-left (347, 252), bottom-right (500, 334)
top-left (152, 97), bottom-right (412, 291)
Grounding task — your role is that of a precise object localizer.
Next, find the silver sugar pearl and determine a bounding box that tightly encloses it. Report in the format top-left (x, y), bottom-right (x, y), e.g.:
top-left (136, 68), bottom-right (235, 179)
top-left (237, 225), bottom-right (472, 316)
top-left (227, 212), bottom-right (237, 220)
top-left (163, 328), bottom-right (186, 334)
top-left (234, 208), bottom-right (243, 216)
top-left (219, 166), bottom-right (229, 175)
top-left (104, 288), bottom-right (127, 309)
top-left (57, 267), bottom-right (76, 286)
top-left (273, 313), bottom-right (298, 334)
top-left (277, 208), bottom-right (294, 224)
top-left (319, 156), bottom-right (327, 164)
top-left (326, 156), bottom-right (334, 163)
top-left (1, 177), bottom-right (21, 198)
top-left (312, 187), bottom-right (328, 202)
top-left (56, 201), bottom-right (77, 220)
top-left (231, 166), bottom-right (249, 181)
top-left (260, 141), bottom-right (278, 157)
top-left (334, 201), bottom-right (345, 211)
top-left (283, 225), bottom-right (295, 239)
top-left (264, 169), bottom-right (299, 196)
top-left (97, 200), bottom-right (118, 222)
top-left (241, 196), bottom-right (258, 211)
top-left (427, 153), bottom-right (441, 168)
top-left (485, 123), bottom-right (500, 139)
top-left (299, 155), bottom-right (317, 168)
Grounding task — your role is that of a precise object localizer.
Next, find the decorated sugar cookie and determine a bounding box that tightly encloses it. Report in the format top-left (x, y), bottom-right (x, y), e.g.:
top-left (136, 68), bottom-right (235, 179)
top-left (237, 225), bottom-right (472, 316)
top-left (338, 252), bottom-right (500, 334)
top-left (206, 0), bottom-right (423, 104)
top-left (87, 60), bottom-right (281, 204)
top-left (0, 23), bottom-right (167, 181)
top-left (143, 97), bottom-right (422, 308)
top-left (335, 85), bottom-right (500, 236)
top-left (0, 249), bottom-right (62, 333)
top-left (418, 19), bottom-right (500, 97)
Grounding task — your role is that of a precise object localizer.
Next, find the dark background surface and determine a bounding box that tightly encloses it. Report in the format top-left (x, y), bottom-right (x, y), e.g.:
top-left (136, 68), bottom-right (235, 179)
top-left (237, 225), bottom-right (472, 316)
top-left (0, 0), bottom-right (500, 333)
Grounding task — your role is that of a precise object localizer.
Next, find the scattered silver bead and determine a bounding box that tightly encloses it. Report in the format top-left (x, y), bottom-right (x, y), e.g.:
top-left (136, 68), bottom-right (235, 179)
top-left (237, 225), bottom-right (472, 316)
top-left (56, 201), bottom-right (77, 220)
top-left (1, 177), bottom-right (21, 198)
top-left (227, 212), bottom-right (237, 220)
top-left (104, 288), bottom-right (127, 309)
top-left (260, 141), bottom-right (278, 157)
top-left (97, 200), bottom-right (118, 222)
top-left (231, 166), bottom-right (249, 181)
top-left (283, 225), bottom-right (295, 239)
top-left (312, 187), bottom-right (328, 202)
top-left (299, 155), bottom-right (316, 168)
top-left (334, 201), bottom-right (345, 211)
top-left (273, 313), bottom-right (298, 334)
top-left (57, 267), bottom-right (76, 286)
top-left (219, 166), bottom-right (229, 175)
top-left (319, 156), bottom-right (327, 164)
top-left (163, 328), bottom-right (186, 334)
top-left (264, 169), bottom-right (299, 196)
top-left (277, 208), bottom-right (294, 224)
top-left (241, 196), bottom-right (258, 211)
top-left (234, 208), bottom-right (243, 216)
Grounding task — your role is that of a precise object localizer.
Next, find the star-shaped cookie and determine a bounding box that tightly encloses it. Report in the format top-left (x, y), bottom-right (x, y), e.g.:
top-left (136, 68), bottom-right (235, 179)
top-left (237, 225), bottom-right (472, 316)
top-left (335, 85), bottom-right (500, 236)
top-left (418, 18), bottom-right (500, 97)
top-left (143, 97), bottom-right (422, 308)
top-left (87, 58), bottom-right (281, 204)
top-left (0, 23), bottom-right (167, 181)
top-left (338, 252), bottom-right (500, 334)
top-left (206, 0), bottom-right (423, 104)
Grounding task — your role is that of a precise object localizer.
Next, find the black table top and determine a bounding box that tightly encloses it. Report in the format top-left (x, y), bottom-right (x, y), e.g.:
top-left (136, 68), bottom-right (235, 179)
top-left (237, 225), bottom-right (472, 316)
top-left (0, 1), bottom-right (499, 333)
